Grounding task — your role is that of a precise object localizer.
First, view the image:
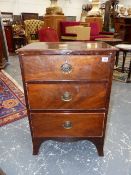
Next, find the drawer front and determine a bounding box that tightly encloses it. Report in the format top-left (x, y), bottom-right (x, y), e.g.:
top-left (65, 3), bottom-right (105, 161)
top-left (22, 55), bottom-right (113, 81)
top-left (31, 113), bottom-right (105, 137)
top-left (27, 83), bottom-right (107, 110)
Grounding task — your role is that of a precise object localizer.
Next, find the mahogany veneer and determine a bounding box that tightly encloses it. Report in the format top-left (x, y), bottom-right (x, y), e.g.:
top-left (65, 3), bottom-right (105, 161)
top-left (18, 42), bottom-right (117, 156)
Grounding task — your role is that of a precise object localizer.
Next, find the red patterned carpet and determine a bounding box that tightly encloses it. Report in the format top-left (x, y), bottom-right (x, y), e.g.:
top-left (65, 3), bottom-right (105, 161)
top-left (0, 71), bottom-right (27, 127)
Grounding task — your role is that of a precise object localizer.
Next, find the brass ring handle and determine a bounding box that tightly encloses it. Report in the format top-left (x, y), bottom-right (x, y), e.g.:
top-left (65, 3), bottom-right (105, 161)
top-left (60, 63), bottom-right (72, 74)
top-left (63, 121), bottom-right (72, 129)
top-left (61, 91), bottom-right (72, 102)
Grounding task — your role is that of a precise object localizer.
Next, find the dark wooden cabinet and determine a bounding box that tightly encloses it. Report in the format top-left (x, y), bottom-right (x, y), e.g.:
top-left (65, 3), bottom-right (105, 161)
top-left (0, 35), bottom-right (8, 68)
top-left (0, 16), bottom-right (8, 68)
top-left (18, 42), bottom-right (117, 156)
top-left (4, 25), bottom-right (14, 52)
top-left (0, 12), bottom-right (14, 52)
top-left (0, 25), bottom-right (14, 53)
top-left (114, 17), bottom-right (131, 43)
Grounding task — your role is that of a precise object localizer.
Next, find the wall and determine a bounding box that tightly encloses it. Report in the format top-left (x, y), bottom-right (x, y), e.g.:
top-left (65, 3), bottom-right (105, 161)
top-left (119, 0), bottom-right (131, 7)
top-left (0, 0), bottom-right (131, 21)
top-left (0, 0), bottom-right (91, 21)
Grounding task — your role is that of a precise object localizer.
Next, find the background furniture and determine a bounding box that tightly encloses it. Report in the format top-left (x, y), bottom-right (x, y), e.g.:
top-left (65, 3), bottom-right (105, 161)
top-left (60, 21), bottom-right (113, 41)
top-left (66, 16), bottom-right (76, 21)
top-left (4, 25), bottom-right (14, 52)
top-left (114, 17), bottom-right (131, 43)
top-left (13, 15), bottom-right (22, 24)
top-left (0, 15), bottom-right (8, 68)
top-left (103, 0), bottom-right (111, 32)
top-left (1, 12), bottom-right (13, 25)
top-left (24, 19), bottom-right (44, 43)
top-left (12, 23), bottom-right (26, 49)
top-left (95, 37), bottom-right (122, 46)
top-left (1, 12), bottom-right (14, 52)
top-left (85, 17), bottom-right (103, 32)
top-left (115, 44), bottom-right (131, 82)
top-left (18, 42), bottom-right (117, 156)
top-left (89, 22), bottom-right (114, 41)
top-left (38, 27), bottom-right (59, 42)
top-left (13, 35), bottom-right (26, 50)
top-left (43, 15), bottom-right (66, 39)
top-left (21, 12), bottom-right (39, 21)
top-left (66, 25), bottom-right (91, 41)
top-left (60, 21), bottom-right (80, 40)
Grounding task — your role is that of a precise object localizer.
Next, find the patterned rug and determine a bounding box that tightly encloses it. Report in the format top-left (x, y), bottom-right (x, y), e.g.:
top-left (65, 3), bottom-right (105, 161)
top-left (0, 71), bottom-right (27, 127)
top-left (113, 54), bottom-right (131, 83)
top-left (113, 69), bottom-right (130, 83)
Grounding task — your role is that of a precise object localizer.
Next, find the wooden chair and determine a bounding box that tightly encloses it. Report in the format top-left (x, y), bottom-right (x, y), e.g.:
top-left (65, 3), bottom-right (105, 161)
top-left (24, 19), bottom-right (44, 43)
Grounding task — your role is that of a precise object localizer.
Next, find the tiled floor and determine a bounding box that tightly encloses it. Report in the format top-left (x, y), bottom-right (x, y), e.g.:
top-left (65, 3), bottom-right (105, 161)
top-left (0, 55), bottom-right (131, 175)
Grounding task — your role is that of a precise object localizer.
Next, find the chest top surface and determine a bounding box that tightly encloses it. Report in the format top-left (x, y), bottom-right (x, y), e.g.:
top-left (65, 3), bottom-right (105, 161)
top-left (17, 42), bottom-right (117, 55)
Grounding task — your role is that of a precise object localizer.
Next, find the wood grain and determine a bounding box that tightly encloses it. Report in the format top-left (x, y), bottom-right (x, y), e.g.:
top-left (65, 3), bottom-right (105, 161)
top-left (31, 113), bottom-right (105, 137)
top-left (18, 42), bottom-right (117, 156)
top-left (27, 83), bottom-right (107, 110)
top-left (22, 55), bottom-right (113, 81)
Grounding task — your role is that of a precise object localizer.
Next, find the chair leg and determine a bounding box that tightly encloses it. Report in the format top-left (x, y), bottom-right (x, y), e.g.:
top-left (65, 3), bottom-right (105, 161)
top-left (115, 51), bottom-right (119, 67)
top-left (122, 51), bottom-right (127, 72)
top-left (126, 60), bottom-right (131, 83)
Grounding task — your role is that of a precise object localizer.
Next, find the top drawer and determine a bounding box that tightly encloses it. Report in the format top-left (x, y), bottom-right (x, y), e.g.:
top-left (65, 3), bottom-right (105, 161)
top-left (21, 55), bottom-right (113, 81)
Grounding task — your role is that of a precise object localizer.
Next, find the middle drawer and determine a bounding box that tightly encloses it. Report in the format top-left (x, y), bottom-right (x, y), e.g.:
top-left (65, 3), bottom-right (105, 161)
top-left (27, 83), bottom-right (107, 110)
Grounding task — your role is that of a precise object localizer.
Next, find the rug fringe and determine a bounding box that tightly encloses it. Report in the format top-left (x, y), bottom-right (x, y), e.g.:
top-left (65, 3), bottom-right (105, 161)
top-left (1, 70), bottom-right (24, 92)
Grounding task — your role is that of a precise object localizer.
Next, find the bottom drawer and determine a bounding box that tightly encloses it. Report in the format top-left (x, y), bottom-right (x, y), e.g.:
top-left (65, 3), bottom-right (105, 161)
top-left (30, 113), bottom-right (105, 138)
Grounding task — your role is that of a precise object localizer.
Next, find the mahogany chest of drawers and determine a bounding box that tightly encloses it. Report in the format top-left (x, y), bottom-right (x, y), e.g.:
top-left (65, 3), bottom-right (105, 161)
top-left (18, 42), bottom-right (117, 156)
